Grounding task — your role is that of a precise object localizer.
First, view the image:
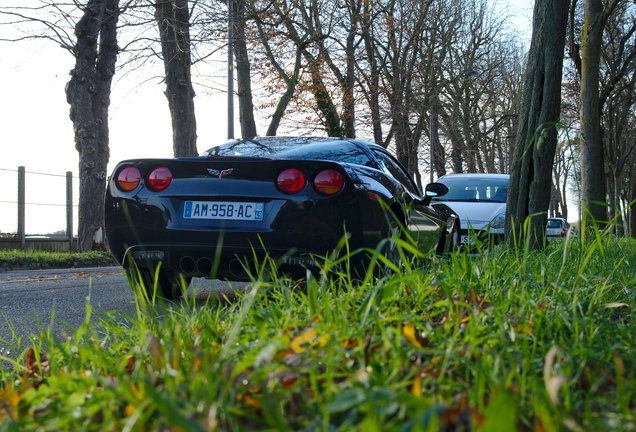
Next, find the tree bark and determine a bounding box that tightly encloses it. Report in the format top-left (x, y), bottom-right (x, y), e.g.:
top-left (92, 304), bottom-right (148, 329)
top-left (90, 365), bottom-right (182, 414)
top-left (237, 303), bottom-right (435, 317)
top-left (580, 0), bottom-right (608, 225)
top-left (234, 0), bottom-right (257, 138)
top-left (305, 54), bottom-right (343, 137)
top-left (264, 47), bottom-right (302, 137)
top-left (430, 100), bottom-right (447, 178)
top-left (505, 0), bottom-right (569, 248)
top-left (66, 0), bottom-right (120, 252)
top-left (361, 0), bottom-right (383, 145)
top-left (630, 171), bottom-right (636, 238)
top-left (341, 0), bottom-right (359, 138)
top-left (155, 0), bottom-right (197, 157)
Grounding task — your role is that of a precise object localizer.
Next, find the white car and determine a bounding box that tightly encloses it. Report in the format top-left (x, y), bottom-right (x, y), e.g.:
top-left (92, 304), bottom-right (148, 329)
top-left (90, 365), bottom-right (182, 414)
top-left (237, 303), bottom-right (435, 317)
top-left (433, 173), bottom-right (509, 246)
top-left (547, 218), bottom-right (570, 237)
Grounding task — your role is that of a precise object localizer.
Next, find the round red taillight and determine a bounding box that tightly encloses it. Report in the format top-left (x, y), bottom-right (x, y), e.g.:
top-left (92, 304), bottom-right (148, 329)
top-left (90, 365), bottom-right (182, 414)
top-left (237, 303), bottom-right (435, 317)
top-left (313, 169), bottom-right (344, 195)
top-left (277, 168), bottom-right (306, 194)
top-left (148, 167), bottom-right (173, 191)
top-left (117, 167), bottom-right (141, 192)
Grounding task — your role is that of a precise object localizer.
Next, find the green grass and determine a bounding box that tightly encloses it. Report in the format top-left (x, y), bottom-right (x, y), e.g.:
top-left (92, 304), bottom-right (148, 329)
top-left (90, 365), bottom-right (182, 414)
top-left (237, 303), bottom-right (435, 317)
top-left (0, 250), bottom-right (114, 268)
top-left (1, 234), bottom-right (636, 431)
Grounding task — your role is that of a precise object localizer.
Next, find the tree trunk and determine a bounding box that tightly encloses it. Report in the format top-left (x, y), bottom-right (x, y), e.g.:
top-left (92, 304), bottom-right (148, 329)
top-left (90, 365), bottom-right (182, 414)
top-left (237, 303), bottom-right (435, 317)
top-left (66, 0), bottom-right (120, 252)
top-left (253, 16), bottom-right (302, 137)
top-left (579, 0), bottom-right (608, 225)
top-left (305, 55), bottom-right (343, 137)
top-left (430, 99), bottom-right (447, 178)
top-left (264, 47), bottom-right (302, 137)
top-left (505, 0), bottom-right (569, 248)
top-left (234, 0), bottom-right (257, 138)
top-left (630, 172), bottom-right (636, 238)
top-left (361, 0), bottom-right (383, 145)
top-left (461, 98), bottom-right (484, 173)
top-left (440, 109), bottom-right (465, 173)
top-left (155, 0), bottom-right (197, 157)
top-left (342, 3), bottom-right (358, 138)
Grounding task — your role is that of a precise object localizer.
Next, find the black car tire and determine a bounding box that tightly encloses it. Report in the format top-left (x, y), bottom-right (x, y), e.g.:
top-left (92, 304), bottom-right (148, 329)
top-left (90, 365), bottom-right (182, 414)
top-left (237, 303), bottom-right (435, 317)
top-left (126, 268), bottom-right (190, 301)
top-left (449, 222), bottom-right (460, 254)
top-left (379, 211), bottom-right (404, 276)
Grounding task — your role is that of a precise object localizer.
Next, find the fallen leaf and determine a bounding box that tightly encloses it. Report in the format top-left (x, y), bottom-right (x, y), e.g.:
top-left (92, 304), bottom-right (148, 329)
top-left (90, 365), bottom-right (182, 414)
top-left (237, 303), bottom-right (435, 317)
top-left (403, 323), bottom-right (422, 348)
top-left (439, 395), bottom-right (472, 430)
top-left (411, 373), bottom-right (422, 397)
top-left (280, 371), bottom-right (298, 388)
top-left (465, 288), bottom-right (492, 310)
top-left (125, 356), bottom-right (136, 374)
top-left (290, 328), bottom-right (317, 353)
top-left (614, 350), bottom-right (625, 377)
top-left (544, 346), bottom-right (566, 404)
top-left (237, 387), bottom-right (262, 409)
top-left (289, 327), bottom-right (329, 353)
top-left (341, 338), bottom-right (359, 349)
top-left (25, 348), bottom-right (50, 376)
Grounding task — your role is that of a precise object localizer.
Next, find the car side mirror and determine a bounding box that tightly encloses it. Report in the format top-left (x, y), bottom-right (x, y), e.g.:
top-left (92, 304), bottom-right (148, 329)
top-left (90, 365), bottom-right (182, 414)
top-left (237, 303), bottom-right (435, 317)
top-left (422, 182), bottom-right (449, 206)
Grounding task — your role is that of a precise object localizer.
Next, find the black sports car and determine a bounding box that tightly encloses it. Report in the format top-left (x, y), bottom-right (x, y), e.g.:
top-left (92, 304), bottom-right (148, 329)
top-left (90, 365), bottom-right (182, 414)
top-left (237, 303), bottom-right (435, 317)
top-left (105, 137), bottom-right (459, 299)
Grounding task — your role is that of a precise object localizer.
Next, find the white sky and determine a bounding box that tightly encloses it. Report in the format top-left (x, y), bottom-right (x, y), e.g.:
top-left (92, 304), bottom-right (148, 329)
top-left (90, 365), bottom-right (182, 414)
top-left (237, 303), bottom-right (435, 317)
top-left (0, 37), bottom-right (230, 234)
top-left (0, 1), bottom-right (534, 235)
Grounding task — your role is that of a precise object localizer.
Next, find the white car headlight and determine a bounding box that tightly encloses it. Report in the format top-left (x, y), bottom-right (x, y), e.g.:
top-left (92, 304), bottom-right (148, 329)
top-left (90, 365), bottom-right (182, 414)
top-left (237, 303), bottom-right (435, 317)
top-left (490, 213), bottom-right (506, 229)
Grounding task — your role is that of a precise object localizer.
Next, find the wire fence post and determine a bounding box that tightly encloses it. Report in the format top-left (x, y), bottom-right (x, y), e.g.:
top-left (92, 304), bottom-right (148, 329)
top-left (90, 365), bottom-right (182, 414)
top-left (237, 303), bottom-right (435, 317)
top-left (18, 166), bottom-right (25, 249)
top-left (66, 171), bottom-right (73, 250)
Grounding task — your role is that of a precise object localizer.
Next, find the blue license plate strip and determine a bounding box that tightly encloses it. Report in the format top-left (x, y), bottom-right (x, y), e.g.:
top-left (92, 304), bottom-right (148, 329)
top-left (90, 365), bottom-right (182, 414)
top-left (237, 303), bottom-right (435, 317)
top-left (184, 201), bottom-right (264, 221)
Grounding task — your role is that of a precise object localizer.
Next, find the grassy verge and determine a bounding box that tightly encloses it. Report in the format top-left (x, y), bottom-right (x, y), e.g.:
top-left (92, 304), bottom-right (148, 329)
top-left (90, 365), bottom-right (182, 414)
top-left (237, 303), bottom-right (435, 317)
top-left (1, 234), bottom-right (635, 430)
top-left (0, 250), bottom-right (115, 269)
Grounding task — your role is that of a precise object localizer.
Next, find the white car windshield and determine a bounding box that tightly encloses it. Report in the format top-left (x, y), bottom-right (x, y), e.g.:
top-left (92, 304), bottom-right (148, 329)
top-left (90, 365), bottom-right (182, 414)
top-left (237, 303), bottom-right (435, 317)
top-left (434, 176), bottom-right (509, 203)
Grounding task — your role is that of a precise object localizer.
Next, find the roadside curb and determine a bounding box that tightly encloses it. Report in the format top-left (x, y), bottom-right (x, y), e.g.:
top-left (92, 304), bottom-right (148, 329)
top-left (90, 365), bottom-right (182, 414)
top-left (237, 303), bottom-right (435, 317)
top-left (0, 260), bottom-right (118, 272)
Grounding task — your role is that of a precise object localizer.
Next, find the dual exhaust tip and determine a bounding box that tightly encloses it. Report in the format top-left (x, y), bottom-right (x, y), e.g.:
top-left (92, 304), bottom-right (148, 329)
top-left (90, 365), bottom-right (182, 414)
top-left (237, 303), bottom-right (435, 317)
top-left (179, 256), bottom-right (246, 278)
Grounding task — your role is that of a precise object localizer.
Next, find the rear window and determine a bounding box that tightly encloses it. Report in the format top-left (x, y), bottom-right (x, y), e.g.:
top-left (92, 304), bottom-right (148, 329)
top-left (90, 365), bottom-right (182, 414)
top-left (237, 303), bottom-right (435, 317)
top-left (435, 176), bottom-right (509, 202)
top-left (547, 219), bottom-right (565, 228)
top-left (202, 138), bottom-right (372, 166)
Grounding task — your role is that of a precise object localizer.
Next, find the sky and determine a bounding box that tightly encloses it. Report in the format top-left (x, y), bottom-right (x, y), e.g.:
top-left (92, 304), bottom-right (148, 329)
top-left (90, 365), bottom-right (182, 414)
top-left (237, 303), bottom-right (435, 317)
top-left (0, 1), bottom-right (534, 235)
top-left (0, 35), bottom-right (230, 235)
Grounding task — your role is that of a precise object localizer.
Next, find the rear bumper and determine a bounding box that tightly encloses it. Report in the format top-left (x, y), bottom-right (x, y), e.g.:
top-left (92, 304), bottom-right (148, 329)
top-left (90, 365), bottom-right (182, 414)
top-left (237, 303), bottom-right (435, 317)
top-left (459, 229), bottom-right (504, 246)
top-left (105, 190), bottom-right (371, 280)
top-left (121, 243), bottom-right (328, 280)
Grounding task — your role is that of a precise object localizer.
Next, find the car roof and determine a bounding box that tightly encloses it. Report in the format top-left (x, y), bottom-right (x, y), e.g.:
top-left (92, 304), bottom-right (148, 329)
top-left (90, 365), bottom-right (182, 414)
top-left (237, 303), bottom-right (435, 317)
top-left (437, 173), bottom-right (510, 180)
top-left (203, 136), bottom-right (384, 155)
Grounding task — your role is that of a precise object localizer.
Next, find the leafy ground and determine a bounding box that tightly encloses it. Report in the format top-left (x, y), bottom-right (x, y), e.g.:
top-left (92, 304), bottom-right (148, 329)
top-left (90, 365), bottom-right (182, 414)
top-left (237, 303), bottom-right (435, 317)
top-left (1, 234), bottom-right (635, 431)
top-left (0, 250), bottom-right (114, 269)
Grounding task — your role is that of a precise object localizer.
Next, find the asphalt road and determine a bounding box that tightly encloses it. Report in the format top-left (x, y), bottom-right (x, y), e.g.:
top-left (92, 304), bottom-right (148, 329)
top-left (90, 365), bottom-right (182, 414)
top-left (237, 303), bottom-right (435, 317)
top-left (0, 266), bottom-right (244, 359)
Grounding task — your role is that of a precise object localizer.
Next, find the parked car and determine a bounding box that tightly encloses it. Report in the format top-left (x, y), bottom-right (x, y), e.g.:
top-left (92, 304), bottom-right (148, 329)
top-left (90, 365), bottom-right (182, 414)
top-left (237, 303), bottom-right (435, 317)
top-left (546, 217), bottom-right (570, 238)
top-left (432, 173), bottom-right (509, 246)
top-left (105, 137), bottom-right (459, 299)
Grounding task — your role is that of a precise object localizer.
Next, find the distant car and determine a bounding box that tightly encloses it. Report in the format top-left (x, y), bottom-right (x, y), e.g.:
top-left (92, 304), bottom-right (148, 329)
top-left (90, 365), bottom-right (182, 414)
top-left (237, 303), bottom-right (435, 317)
top-left (432, 173), bottom-right (509, 246)
top-left (546, 218), bottom-right (570, 238)
top-left (105, 137), bottom-right (460, 299)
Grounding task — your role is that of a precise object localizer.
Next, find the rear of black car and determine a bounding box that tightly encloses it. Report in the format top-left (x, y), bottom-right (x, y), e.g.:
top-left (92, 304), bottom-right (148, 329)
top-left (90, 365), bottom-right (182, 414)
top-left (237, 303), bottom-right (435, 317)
top-left (105, 156), bottom-right (368, 282)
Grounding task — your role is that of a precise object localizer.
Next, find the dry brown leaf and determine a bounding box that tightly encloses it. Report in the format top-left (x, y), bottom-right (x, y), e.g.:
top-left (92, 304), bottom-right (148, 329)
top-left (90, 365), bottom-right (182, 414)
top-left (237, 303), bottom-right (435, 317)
top-left (25, 348), bottom-right (50, 377)
top-left (280, 371), bottom-right (298, 388)
top-left (125, 356), bottom-right (135, 374)
top-left (544, 346), bottom-right (566, 404)
top-left (439, 395), bottom-right (472, 430)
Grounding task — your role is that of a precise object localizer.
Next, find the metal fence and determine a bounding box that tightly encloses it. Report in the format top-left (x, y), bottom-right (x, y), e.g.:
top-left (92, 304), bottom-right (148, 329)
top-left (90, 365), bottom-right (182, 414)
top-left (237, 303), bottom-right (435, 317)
top-left (0, 167), bottom-right (78, 251)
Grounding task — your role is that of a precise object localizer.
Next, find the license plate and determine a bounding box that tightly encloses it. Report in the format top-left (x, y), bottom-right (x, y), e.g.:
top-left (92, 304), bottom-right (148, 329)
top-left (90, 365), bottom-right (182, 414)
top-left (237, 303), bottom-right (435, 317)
top-left (461, 235), bottom-right (474, 244)
top-left (184, 201), bottom-right (264, 221)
